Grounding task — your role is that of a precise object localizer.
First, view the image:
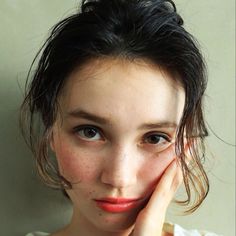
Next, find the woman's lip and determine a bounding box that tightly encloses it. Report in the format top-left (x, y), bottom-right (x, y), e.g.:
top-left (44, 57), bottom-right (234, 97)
top-left (94, 197), bottom-right (144, 213)
top-left (96, 197), bottom-right (141, 203)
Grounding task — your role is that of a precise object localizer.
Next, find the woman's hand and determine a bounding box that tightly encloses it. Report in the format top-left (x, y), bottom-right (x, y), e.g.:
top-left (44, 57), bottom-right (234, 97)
top-left (130, 160), bottom-right (183, 236)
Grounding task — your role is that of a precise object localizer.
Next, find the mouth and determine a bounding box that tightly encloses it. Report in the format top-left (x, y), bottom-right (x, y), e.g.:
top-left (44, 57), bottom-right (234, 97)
top-left (94, 197), bottom-right (145, 213)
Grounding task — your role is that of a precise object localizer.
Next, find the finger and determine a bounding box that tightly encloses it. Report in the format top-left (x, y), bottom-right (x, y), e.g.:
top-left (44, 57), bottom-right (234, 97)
top-left (131, 160), bottom-right (183, 236)
top-left (145, 159), bottom-right (183, 214)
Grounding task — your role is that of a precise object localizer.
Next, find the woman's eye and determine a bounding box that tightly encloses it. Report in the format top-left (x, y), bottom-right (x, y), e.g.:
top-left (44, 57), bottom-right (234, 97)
top-left (144, 133), bottom-right (172, 151)
top-left (145, 134), bottom-right (168, 144)
top-left (75, 126), bottom-right (102, 141)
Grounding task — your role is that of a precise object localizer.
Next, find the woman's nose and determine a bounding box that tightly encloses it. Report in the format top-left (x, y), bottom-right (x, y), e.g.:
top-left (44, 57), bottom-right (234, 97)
top-left (101, 144), bottom-right (139, 188)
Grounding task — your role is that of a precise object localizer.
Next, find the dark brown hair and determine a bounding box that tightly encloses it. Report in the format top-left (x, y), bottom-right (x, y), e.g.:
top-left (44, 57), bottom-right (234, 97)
top-left (20, 0), bottom-right (209, 213)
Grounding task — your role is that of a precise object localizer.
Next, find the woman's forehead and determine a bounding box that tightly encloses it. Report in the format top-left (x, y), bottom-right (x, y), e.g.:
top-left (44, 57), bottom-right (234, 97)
top-left (59, 58), bottom-right (185, 126)
top-left (65, 57), bottom-right (183, 92)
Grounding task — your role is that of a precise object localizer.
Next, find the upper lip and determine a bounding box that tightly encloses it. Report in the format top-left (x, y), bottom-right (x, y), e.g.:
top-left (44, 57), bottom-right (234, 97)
top-left (95, 197), bottom-right (141, 204)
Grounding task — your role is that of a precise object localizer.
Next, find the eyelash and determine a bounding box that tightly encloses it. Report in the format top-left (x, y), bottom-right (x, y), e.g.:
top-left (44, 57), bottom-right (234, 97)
top-left (73, 125), bottom-right (172, 145)
top-left (73, 125), bottom-right (104, 141)
top-left (143, 132), bottom-right (172, 145)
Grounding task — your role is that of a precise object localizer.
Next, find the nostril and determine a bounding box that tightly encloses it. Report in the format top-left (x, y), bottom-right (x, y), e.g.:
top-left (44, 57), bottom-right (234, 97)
top-left (100, 144), bottom-right (139, 188)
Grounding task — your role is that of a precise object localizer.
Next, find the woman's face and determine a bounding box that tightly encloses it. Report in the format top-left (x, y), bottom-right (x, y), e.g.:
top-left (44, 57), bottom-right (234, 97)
top-left (51, 58), bottom-right (185, 234)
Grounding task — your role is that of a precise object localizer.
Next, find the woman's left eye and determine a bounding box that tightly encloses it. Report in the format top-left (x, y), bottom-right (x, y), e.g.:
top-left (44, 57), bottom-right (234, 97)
top-left (74, 126), bottom-right (102, 141)
top-left (144, 133), bottom-right (172, 146)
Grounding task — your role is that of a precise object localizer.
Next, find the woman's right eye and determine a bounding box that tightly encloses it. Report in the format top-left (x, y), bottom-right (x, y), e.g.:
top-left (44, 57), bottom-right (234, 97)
top-left (74, 126), bottom-right (103, 141)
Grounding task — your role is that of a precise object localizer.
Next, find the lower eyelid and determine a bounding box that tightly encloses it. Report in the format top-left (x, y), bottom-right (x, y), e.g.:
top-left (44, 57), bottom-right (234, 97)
top-left (76, 128), bottom-right (107, 142)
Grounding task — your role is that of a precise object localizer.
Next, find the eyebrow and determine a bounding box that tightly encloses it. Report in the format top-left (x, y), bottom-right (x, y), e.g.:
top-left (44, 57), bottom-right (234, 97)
top-left (138, 122), bottom-right (177, 130)
top-left (66, 109), bottom-right (177, 129)
top-left (66, 109), bottom-right (109, 124)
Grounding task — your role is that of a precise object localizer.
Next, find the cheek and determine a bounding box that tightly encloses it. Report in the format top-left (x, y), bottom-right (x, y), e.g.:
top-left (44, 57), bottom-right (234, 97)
top-left (54, 142), bottom-right (100, 183)
top-left (140, 145), bottom-right (176, 191)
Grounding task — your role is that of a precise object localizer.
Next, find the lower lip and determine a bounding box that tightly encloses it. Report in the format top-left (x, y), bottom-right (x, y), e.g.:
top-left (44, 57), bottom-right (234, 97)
top-left (95, 200), bottom-right (142, 213)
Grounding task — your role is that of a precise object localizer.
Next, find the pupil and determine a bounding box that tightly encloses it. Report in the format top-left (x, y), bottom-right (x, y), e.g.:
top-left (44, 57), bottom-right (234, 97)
top-left (149, 135), bottom-right (160, 144)
top-left (84, 128), bottom-right (97, 138)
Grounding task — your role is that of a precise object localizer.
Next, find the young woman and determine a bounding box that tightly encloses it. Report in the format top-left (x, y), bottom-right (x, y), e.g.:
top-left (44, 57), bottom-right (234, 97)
top-left (21, 0), bottom-right (221, 235)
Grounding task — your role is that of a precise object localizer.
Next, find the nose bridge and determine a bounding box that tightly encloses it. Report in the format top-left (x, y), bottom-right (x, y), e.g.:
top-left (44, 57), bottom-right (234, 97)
top-left (101, 143), bottom-right (138, 188)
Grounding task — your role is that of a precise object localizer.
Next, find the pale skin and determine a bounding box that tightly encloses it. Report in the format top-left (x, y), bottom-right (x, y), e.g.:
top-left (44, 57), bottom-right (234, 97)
top-left (50, 58), bottom-right (186, 236)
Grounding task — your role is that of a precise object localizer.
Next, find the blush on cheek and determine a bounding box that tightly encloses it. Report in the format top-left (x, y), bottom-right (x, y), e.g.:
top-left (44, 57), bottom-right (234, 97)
top-left (55, 145), bottom-right (96, 183)
top-left (140, 146), bottom-right (176, 194)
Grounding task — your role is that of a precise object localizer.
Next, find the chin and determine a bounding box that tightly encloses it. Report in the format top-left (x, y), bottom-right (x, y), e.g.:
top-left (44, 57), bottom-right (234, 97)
top-left (89, 207), bottom-right (141, 233)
